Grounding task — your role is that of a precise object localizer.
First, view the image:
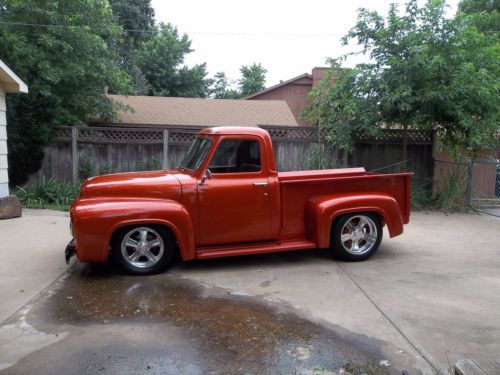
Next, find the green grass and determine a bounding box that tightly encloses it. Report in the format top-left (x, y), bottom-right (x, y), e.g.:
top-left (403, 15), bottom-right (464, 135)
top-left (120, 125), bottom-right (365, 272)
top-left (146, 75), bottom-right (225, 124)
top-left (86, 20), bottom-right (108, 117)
top-left (15, 177), bottom-right (79, 211)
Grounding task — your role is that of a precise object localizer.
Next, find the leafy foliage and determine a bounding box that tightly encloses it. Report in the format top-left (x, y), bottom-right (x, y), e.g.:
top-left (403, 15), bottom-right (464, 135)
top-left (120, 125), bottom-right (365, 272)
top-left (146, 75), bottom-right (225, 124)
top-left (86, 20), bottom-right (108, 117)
top-left (301, 143), bottom-right (343, 170)
top-left (210, 72), bottom-right (241, 99)
top-left (137, 23), bottom-right (210, 97)
top-left (0, 0), bottom-right (132, 185)
top-left (307, 0), bottom-right (499, 158)
top-left (108, 0), bottom-right (155, 94)
top-left (15, 177), bottom-right (79, 210)
top-left (239, 63), bottom-right (267, 97)
top-left (458, 0), bottom-right (499, 32)
top-left (433, 167), bottom-right (469, 211)
top-left (209, 63), bottom-right (268, 99)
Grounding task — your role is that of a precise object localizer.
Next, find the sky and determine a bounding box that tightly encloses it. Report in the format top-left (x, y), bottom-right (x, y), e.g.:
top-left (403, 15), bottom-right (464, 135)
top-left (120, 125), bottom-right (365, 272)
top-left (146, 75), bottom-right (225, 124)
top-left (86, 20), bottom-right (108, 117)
top-left (151, 0), bottom-right (459, 87)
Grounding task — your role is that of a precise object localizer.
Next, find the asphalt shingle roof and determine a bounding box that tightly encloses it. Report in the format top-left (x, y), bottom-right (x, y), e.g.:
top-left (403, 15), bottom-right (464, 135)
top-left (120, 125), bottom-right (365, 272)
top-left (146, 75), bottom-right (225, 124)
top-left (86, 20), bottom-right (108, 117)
top-left (93, 95), bottom-right (298, 127)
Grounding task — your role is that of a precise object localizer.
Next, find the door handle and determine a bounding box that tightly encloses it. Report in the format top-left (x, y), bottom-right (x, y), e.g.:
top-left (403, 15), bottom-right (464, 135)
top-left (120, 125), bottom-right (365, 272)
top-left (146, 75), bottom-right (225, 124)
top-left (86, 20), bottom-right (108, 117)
top-left (253, 182), bottom-right (269, 186)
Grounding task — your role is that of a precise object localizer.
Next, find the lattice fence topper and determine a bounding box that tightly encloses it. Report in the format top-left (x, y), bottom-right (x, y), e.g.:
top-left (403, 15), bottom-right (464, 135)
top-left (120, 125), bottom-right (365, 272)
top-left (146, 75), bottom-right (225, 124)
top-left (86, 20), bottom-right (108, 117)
top-left (54, 125), bottom-right (432, 145)
top-left (260, 125), bottom-right (321, 142)
top-left (79, 127), bottom-right (163, 144)
top-left (168, 129), bottom-right (199, 144)
top-left (52, 127), bottom-right (73, 142)
top-left (261, 125), bottom-right (432, 144)
top-left (55, 126), bottom-right (201, 144)
top-left (355, 129), bottom-right (433, 143)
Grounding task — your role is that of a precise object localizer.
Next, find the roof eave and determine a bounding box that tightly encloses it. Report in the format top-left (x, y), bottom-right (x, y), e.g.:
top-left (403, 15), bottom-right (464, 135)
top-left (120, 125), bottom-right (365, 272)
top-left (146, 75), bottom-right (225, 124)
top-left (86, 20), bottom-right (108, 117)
top-left (0, 59), bottom-right (28, 93)
top-left (244, 73), bottom-right (312, 99)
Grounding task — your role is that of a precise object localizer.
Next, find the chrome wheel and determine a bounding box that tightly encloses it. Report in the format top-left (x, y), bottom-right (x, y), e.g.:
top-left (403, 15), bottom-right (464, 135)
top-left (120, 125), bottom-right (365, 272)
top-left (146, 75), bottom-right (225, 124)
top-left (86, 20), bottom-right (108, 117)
top-left (120, 227), bottom-right (164, 269)
top-left (340, 215), bottom-right (378, 255)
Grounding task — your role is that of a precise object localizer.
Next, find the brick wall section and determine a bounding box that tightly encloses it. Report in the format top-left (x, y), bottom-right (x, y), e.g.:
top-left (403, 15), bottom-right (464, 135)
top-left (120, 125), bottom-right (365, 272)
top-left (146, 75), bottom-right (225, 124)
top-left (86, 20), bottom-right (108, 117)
top-left (0, 87), bottom-right (9, 197)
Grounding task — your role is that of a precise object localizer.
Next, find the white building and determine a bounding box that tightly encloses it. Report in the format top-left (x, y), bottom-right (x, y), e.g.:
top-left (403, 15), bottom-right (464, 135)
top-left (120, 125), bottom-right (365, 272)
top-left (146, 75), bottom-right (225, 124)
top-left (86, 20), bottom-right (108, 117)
top-left (0, 58), bottom-right (28, 197)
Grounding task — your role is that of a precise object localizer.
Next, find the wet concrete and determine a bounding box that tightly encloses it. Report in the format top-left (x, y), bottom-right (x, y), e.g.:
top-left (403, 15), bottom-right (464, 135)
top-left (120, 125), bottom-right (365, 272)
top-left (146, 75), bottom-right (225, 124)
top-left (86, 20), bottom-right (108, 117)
top-left (0, 262), bottom-right (398, 375)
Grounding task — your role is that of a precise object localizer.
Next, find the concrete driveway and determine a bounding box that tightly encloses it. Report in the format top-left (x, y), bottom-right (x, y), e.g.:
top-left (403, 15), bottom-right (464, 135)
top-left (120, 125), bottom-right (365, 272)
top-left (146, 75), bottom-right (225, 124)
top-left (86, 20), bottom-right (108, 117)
top-left (0, 209), bottom-right (499, 374)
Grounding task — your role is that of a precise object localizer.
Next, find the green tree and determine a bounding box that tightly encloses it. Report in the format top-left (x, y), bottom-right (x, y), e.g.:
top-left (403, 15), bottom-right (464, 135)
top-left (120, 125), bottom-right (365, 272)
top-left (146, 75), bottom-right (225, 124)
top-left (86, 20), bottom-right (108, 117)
top-left (0, 0), bottom-right (131, 185)
top-left (137, 23), bottom-right (211, 97)
top-left (108, 0), bottom-right (155, 43)
top-left (308, 0), bottom-right (499, 162)
top-left (108, 0), bottom-right (155, 94)
top-left (458, 0), bottom-right (499, 32)
top-left (210, 71), bottom-right (241, 99)
top-left (239, 63), bottom-right (267, 97)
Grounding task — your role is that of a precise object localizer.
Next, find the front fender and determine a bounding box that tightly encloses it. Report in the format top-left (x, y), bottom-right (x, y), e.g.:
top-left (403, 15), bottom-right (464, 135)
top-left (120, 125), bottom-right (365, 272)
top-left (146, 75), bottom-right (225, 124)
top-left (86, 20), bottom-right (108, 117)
top-left (70, 197), bottom-right (195, 262)
top-left (305, 193), bottom-right (404, 248)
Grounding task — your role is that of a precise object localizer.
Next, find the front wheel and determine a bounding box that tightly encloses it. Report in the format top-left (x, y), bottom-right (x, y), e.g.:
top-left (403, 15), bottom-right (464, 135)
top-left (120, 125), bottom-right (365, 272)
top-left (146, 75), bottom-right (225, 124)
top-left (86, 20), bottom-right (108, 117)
top-left (112, 225), bottom-right (175, 275)
top-left (331, 213), bottom-right (382, 261)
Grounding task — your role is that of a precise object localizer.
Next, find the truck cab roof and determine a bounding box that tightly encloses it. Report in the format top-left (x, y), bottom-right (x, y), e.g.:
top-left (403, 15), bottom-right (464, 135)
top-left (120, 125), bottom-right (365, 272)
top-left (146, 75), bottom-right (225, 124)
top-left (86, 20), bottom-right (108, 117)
top-left (198, 126), bottom-right (270, 138)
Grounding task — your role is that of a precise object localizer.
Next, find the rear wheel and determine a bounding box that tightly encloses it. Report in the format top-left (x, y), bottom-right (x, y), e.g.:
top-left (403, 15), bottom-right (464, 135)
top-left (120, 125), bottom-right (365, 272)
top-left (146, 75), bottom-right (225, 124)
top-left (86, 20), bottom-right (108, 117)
top-left (331, 213), bottom-right (382, 261)
top-left (112, 225), bottom-right (175, 275)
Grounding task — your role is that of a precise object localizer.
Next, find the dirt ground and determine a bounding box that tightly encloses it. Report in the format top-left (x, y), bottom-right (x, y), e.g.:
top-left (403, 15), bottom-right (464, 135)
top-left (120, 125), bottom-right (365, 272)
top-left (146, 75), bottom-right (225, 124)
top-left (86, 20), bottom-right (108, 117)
top-left (0, 210), bottom-right (499, 374)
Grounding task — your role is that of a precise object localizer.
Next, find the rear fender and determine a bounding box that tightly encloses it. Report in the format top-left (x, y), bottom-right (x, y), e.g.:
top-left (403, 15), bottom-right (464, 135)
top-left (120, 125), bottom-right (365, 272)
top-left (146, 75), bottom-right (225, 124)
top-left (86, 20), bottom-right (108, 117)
top-left (305, 193), bottom-right (404, 248)
top-left (71, 198), bottom-right (196, 262)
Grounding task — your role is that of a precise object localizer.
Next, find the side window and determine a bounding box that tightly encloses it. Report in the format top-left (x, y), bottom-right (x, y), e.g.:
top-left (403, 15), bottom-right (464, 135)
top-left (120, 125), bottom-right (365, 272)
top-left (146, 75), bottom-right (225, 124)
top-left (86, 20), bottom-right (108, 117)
top-left (209, 139), bottom-right (262, 173)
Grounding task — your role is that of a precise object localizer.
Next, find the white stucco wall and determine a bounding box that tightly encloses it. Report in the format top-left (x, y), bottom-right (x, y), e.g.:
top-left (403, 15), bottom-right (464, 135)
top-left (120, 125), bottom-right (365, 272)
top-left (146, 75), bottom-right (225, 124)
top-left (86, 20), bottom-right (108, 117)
top-left (0, 87), bottom-right (9, 197)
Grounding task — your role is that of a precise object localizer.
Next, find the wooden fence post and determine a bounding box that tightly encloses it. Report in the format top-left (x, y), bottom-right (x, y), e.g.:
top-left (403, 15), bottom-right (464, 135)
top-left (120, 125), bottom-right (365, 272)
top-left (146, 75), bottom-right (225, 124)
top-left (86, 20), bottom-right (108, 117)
top-left (465, 160), bottom-right (473, 205)
top-left (71, 127), bottom-right (79, 184)
top-left (162, 129), bottom-right (169, 170)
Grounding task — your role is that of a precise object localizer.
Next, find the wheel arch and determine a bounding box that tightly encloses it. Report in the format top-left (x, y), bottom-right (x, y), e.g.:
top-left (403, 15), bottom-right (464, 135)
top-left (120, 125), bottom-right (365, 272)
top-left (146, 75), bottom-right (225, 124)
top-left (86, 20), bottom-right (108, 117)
top-left (71, 197), bottom-right (196, 263)
top-left (306, 193), bottom-right (404, 248)
top-left (106, 217), bottom-right (194, 262)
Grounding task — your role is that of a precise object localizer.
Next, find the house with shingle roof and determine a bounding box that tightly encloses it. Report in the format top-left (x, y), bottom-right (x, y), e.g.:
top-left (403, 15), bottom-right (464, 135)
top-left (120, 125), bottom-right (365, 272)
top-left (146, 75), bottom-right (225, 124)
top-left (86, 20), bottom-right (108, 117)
top-left (245, 67), bottom-right (334, 126)
top-left (90, 95), bottom-right (298, 128)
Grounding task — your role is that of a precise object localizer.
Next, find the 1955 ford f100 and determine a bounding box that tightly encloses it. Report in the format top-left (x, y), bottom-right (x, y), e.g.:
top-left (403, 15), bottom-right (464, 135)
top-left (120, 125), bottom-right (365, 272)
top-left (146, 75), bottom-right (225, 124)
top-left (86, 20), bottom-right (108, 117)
top-left (67, 126), bottom-right (412, 274)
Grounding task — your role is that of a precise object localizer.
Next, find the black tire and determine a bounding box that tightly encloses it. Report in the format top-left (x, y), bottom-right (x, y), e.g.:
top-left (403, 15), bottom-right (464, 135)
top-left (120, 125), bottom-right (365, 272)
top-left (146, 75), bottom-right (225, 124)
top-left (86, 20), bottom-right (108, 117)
top-left (331, 212), bottom-right (383, 261)
top-left (111, 224), bottom-right (175, 275)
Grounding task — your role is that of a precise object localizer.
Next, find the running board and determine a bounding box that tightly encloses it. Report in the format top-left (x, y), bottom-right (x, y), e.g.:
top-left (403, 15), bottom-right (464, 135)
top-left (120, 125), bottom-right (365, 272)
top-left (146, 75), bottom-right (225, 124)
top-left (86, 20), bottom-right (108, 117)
top-left (196, 240), bottom-right (317, 259)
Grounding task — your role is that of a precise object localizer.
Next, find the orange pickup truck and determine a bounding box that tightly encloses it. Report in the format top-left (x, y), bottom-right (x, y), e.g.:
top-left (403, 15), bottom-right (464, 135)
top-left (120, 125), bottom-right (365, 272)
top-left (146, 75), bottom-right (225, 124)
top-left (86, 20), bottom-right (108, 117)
top-left (67, 126), bottom-right (412, 274)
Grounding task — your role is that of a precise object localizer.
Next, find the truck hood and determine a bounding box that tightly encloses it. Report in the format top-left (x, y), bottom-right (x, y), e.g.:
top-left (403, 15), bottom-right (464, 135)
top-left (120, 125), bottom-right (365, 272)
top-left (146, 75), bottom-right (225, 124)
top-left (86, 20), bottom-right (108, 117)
top-left (78, 170), bottom-right (181, 201)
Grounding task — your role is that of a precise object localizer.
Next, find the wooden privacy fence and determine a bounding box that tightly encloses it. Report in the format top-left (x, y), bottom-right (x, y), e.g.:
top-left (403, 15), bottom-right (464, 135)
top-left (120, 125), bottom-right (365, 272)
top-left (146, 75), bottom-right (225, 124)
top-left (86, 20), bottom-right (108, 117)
top-left (28, 125), bottom-right (434, 185)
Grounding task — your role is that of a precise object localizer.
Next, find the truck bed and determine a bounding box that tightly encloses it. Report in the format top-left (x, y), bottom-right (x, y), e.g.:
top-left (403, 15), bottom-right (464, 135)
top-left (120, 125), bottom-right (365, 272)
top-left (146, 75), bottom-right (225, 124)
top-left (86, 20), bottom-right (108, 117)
top-left (277, 168), bottom-right (412, 241)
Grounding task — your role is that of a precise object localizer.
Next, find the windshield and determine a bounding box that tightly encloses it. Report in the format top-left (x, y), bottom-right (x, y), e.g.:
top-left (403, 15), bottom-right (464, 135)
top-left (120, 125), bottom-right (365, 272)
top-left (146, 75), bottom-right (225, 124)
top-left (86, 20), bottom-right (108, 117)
top-left (179, 137), bottom-right (212, 171)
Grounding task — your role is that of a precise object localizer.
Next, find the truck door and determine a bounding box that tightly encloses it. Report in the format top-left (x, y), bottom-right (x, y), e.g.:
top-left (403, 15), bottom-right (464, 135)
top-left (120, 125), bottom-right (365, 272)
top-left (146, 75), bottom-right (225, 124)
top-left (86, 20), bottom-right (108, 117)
top-left (198, 136), bottom-right (272, 245)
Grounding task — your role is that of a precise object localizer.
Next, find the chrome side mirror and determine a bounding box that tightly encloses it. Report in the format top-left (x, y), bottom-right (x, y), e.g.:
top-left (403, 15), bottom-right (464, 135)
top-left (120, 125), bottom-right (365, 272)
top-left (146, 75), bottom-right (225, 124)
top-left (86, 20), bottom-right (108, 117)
top-left (199, 168), bottom-right (212, 185)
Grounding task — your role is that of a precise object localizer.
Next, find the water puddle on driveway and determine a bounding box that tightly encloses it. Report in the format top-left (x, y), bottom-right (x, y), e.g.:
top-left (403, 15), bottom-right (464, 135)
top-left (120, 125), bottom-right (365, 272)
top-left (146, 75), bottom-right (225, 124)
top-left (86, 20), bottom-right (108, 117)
top-left (1, 263), bottom-right (397, 375)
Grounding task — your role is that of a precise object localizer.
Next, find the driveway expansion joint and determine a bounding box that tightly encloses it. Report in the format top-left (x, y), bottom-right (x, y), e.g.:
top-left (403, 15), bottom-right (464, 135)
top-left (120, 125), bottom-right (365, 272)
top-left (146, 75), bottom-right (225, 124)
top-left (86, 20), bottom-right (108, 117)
top-left (335, 261), bottom-right (438, 373)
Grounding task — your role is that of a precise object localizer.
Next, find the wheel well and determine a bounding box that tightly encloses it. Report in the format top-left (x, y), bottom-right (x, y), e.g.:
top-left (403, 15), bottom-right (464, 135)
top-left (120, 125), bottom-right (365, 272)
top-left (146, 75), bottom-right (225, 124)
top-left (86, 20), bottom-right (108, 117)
top-left (109, 223), bottom-right (180, 257)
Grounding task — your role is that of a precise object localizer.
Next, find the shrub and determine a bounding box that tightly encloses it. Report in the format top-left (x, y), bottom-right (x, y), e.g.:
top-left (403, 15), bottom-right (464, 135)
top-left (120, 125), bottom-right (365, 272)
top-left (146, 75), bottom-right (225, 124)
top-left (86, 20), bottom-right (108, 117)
top-left (15, 177), bottom-right (80, 210)
top-left (411, 178), bottom-right (433, 210)
top-left (302, 143), bottom-right (343, 170)
top-left (434, 169), bottom-right (468, 211)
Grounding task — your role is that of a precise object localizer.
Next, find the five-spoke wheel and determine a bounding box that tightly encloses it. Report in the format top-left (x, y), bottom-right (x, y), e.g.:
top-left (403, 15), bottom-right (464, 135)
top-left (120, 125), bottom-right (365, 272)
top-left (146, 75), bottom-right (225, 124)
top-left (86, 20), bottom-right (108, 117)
top-left (332, 213), bottom-right (382, 261)
top-left (112, 225), bottom-right (174, 274)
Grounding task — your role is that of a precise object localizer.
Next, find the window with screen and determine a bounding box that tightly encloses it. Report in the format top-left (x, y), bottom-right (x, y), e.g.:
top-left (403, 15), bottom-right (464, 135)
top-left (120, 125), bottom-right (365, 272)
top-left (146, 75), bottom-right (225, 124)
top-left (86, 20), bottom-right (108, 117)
top-left (208, 139), bottom-right (261, 173)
